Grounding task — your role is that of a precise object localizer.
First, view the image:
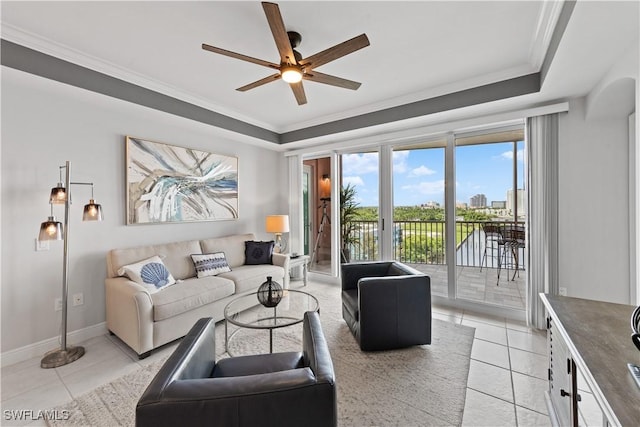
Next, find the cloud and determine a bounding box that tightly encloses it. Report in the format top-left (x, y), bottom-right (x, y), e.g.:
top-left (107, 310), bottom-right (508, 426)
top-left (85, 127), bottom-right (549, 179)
top-left (343, 176), bottom-right (365, 187)
top-left (342, 153), bottom-right (378, 175)
top-left (409, 165), bottom-right (436, 177)
top-left (341, 151), bottom-right (414, 176)
top-left (392, 151), bottom-right (409, 173)
top-left (500, 149), bottom-right (525, 162)
top-left (401, 180), bottom-right (445, 195)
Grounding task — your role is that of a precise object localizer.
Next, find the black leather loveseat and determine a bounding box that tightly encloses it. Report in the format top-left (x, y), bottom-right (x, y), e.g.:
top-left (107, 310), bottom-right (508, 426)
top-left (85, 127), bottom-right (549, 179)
top-left (341, 261), bottom-right (432, 351)
top-left (136, 311), bottom-right (336, 427)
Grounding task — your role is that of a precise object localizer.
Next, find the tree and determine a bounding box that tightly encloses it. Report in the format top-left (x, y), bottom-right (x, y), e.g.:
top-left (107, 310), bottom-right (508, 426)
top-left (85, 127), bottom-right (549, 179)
top-left (340, 183), bottom-right (360, 262)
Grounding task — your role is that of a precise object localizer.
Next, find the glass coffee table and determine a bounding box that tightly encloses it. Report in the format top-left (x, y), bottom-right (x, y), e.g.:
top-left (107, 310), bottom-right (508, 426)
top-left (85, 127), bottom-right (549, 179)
top-left (224, 290), bottom-right (319, 355)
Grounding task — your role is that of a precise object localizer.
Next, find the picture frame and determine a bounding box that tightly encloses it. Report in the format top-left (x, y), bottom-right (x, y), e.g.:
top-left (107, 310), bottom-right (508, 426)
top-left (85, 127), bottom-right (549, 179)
top-left (126, 136), bottom-right (238, 224)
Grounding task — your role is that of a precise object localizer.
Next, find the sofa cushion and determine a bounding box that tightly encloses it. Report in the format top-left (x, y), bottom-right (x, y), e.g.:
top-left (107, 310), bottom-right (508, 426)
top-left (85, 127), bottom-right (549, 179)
top-left (219, 265), bottom-right (284, 294)
top-left (109, 240), bottom-right (202, 280)
top-left (150, 276), bottom-right (235, 321)
top-left (191, 252), bottom-right (232, 278)
top-left (117, 255), bottom-right (176, 294)
top-left (244, 240), bottom-right (274, 265)
top-left (200, 233), bottom-right (255, 268)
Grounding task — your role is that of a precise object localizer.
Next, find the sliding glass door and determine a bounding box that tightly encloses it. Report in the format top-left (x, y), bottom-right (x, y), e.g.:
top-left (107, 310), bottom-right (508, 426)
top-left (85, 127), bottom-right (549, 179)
top-left (305, 124), bottom-right (527, 312)
top-left (392, 143), bottom-right (448, 297)
top-left (303, 165), bottom-right (312, 256)
top-left (304, 157), bottom-right (333, 274)
top-left (453, 129), bottom-right (527, 310)
top-left (339, 150), bottom-right (380, 262)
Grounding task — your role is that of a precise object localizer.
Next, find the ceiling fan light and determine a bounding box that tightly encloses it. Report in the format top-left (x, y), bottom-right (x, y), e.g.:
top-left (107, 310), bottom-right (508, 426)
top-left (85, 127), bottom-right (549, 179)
top-left (281, 67), bottom-right (302, 83)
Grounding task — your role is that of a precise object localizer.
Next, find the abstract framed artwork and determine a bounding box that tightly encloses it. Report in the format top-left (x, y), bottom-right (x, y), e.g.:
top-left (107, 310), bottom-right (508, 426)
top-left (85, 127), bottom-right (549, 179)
top-left (126, 136), bottom-right (238, 224)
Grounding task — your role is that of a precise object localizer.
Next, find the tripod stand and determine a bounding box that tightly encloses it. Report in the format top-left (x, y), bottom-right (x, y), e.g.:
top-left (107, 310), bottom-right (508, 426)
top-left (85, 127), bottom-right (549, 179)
top-left (310, 198), bottom-right (330, 265)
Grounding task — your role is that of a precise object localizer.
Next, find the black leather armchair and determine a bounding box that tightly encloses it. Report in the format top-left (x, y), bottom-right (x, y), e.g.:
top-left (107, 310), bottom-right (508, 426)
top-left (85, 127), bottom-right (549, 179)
top-left (341, 261), bottom-right (432, 351)
top-left (136, 312), bottom-right (336, 427)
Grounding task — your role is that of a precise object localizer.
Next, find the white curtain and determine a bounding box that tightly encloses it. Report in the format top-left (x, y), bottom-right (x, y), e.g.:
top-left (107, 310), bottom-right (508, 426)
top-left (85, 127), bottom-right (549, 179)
top-left (288, 155), bottom-right (303, 255)
top-left (526, 114), bottom-right (560, 329)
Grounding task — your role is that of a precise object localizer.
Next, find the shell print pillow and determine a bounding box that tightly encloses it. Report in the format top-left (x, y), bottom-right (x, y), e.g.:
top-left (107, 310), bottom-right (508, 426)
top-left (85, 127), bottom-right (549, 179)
top-left (117, 255), bottom-right (176, 293)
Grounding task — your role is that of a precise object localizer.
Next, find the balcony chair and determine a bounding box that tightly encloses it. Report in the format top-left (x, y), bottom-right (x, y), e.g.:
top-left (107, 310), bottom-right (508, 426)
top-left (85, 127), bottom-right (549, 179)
top-left (480, 223), bottom-right (503, 272)
top-left (136, 312), bottom-right (336, 427)
top-left (497, 225), bottom-right (526, 284)
top-left (341, 261), bottom-right (431, 351)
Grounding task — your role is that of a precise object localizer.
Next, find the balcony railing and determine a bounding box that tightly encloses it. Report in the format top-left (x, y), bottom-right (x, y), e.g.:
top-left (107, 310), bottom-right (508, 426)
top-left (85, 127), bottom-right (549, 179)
top-left (346, 220), bottom-right (524, 270)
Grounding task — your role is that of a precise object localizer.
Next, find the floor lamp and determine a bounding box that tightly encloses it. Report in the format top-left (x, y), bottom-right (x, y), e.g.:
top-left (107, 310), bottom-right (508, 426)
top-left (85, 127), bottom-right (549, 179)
top-left (38, 161), bottom-right (103, 369)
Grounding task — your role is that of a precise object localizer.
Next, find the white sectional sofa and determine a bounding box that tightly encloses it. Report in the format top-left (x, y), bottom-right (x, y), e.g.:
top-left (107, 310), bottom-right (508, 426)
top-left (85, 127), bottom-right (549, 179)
top-left (105, 233), bottom-right (289, 358)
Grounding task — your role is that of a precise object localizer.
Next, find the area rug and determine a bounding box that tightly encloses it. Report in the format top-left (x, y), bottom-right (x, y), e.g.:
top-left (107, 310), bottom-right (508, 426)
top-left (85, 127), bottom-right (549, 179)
top-left (47, 282), bottom-right (475, 426)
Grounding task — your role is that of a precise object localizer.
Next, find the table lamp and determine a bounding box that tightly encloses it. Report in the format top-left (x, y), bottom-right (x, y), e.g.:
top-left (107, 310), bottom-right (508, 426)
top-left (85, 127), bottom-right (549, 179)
top-left (266, 214), bottom-right (289, 253)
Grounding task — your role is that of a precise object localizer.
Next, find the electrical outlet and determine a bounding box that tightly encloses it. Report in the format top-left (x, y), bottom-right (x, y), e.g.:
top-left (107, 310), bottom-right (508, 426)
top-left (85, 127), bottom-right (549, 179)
top-left (35, 238), bottom-right (49, 251)
top-left (72, 293), bottom-right (84, 306)
top-left (54, 298), bottom-right (62, 312)
top-left (559, 287), bottom-right (567, 296)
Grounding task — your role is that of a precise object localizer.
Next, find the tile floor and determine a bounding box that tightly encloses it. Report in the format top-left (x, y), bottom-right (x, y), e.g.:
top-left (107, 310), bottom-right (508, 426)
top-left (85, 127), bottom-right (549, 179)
top-left (1, 280), bottom-right (550, 427)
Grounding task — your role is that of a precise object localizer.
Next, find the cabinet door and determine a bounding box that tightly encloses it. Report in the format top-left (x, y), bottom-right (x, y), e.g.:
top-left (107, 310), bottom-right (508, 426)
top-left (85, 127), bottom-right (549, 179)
top-left (576, 368), bottom-right (606, 427)
top-left (549, 316), bottom-right (572, 426)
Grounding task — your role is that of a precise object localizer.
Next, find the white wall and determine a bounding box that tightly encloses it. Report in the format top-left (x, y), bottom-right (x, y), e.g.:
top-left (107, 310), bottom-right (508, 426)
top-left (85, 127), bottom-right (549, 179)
top-left (558, 96), bottom-right (632, 303)
top-left (0, 68), bottom-right (287, 352)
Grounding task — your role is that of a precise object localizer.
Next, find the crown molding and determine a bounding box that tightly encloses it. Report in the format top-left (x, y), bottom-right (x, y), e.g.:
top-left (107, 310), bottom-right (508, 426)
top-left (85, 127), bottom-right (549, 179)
top-left (529, 0), bottom-right (565, 70)
top-left (0, 23), bottom-right (278, 132)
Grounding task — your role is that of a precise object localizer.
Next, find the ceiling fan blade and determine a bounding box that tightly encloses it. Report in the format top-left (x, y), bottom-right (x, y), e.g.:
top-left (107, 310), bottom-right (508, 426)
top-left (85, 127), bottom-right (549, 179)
top-left (304, 71), bottom-right (361, 90)
top-left (236, 73), bottom-right (281, 92)
top-left (299, 34), bottom-right (370, 69)
top-left (289, 81), bottom-right (307, 105)
top-left (262, 2), bottom-right (297, 65)
top-left (202, 43), bottom-right (279, 69)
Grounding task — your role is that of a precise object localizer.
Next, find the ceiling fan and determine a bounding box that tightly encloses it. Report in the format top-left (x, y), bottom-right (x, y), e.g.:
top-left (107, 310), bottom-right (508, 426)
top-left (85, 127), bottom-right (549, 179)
top-left (202, 1), bottom-right (370, 105)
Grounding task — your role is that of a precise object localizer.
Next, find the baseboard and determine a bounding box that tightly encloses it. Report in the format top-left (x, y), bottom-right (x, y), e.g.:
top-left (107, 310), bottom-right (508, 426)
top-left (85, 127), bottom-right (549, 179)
top-left (1, 322), bottom-right (108, 367)
top-left (308, 271), bottom-right (339, 285)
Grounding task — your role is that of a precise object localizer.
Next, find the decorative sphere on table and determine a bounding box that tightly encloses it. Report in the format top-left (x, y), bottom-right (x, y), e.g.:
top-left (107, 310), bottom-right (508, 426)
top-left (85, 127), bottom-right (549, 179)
top-left (257, 276), bottom-right (283, 307)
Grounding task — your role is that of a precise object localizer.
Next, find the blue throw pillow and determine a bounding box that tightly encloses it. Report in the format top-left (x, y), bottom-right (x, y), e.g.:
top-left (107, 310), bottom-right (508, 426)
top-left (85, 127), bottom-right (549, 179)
top-left (244, 240), bottom-right (275, 265)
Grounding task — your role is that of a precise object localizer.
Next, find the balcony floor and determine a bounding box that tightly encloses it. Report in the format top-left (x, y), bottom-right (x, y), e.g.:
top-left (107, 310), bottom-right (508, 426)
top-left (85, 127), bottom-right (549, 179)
top-left (311, 262), bottom-right (526, 311)
top-left (405, 263), bottom-right (526, 310)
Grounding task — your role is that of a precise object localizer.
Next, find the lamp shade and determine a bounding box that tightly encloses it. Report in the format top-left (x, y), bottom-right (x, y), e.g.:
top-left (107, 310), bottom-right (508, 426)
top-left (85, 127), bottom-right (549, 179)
top-left (49, 183), bottom-right (67, 204)
top-left (265, 215), bottom-right (290, 233)
top-left (83, 199), bottom-right (103, 221)
top-left (320, 174), bottom-right (331, 199)
top-left (39, 216), bottom-right (63, 241)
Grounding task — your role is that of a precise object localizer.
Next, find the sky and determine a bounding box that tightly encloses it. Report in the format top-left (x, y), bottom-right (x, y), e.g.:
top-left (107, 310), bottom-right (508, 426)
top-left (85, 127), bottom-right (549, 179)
top-left (341, 141), bottom-right (525, 207)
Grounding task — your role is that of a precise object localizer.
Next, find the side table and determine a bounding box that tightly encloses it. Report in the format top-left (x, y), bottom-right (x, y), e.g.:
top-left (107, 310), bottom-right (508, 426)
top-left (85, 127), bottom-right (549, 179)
top-left (288, 254), bottom-right (310, 286)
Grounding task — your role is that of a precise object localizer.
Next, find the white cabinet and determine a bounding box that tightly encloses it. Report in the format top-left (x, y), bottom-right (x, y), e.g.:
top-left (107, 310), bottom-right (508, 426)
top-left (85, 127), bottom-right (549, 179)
top-left (547, 315), bottom-right (607, 427)
top-left (541, 294), bottom-right (639, 427)
top-left (575, 369), bottom-right (606, 427)
top-left (547, 315), bottom-right (573, 426)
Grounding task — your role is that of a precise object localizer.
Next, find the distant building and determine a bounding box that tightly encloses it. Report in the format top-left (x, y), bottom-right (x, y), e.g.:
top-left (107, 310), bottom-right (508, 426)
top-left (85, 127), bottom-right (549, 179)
top-left (507, 189), bottom-right (526, 217)
top-left (491, 200), bottom-right (506, 209)
top-left (456, 202), bottom-right (468, 209)
top-left (470, 194), bottom-right (487, 208)
top-left (423, 200), bottom-right (440, 208)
